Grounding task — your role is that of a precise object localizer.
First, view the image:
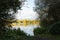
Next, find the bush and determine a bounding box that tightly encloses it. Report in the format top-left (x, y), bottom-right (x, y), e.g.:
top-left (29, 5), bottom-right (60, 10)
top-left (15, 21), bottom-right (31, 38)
top-left (0, 28), bottom-right (27, 40)
top-left (34, 27), bottom-right (48, 35)
top-left (49, 21), bottom-right (60, 35)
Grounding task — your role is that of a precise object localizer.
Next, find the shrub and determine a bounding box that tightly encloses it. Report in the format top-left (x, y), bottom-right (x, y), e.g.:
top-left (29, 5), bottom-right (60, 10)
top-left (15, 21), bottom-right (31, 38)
top-left (34, 27), bottom-right (48, 35)
top-left (49, 21), bottom-right (60, 35)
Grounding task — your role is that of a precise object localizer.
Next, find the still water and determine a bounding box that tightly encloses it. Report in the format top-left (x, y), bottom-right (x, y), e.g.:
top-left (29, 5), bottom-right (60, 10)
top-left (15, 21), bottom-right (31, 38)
top-left (12, 0), bottom-right (40, 36)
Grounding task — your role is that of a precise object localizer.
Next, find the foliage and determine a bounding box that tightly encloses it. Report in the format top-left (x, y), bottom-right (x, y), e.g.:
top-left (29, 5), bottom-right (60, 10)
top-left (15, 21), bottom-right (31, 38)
top-left (49, 21), bottom-right (60, 35)
top-left (40, 20), bottom-right (48, 27)
top-left (35, 0), bottom-right (60, 27)
top-left (34, 0), bottom-right (48, 19)
top-left (0, 0), bottom-right (24, 38)
top-left (0, 0), bottom-right (22, 19)
top-left (34, 1), bottom-right (60, 38)
top-left (0, 28), bottom-right (27, 40)
top-left (0, 0), bottom-right (23, 33)
top-left (44, 2), bottom-right (60, 34)
top-left (34, 27), bottom-right (48, 35)
top-left (0, 0), bottom-right (22, 29)
top-left (35, 0), bottom-right (60, 34)
top-left (48, 1), bottom-right (60, 26)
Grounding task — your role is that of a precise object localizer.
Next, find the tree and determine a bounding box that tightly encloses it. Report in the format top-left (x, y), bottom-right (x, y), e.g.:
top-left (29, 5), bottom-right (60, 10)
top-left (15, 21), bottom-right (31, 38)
top-left (34, 0), bottom-right (60, 35)
top-left (47, 0), bottom-right (60, 35)
top-left (0, 0), bottom-right (22, 19)
top-left (34, 0), bottom-right (48, 20)
top-left (48, 1), bottom-right (60, 25)
top-left (34, 0), bottom-right (60, 27)
top-left (0, 0), bottom-right (22, 26)
top-left (34, 0), bottom-right (48, 27)
top-left (0, 0), bottom-right (23, 34)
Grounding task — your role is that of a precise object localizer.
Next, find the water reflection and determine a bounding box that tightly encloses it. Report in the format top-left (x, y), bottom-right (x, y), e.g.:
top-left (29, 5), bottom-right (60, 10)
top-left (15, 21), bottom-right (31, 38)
top-left (12, 0), bottom-right (40, 36)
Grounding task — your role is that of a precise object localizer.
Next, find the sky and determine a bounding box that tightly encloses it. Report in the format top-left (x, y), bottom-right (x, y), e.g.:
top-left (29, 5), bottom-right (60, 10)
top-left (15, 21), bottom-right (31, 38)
top-left (15, 0), bottom-right (39, 20)
top-left (13, 0), bottom-right (40, 36)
